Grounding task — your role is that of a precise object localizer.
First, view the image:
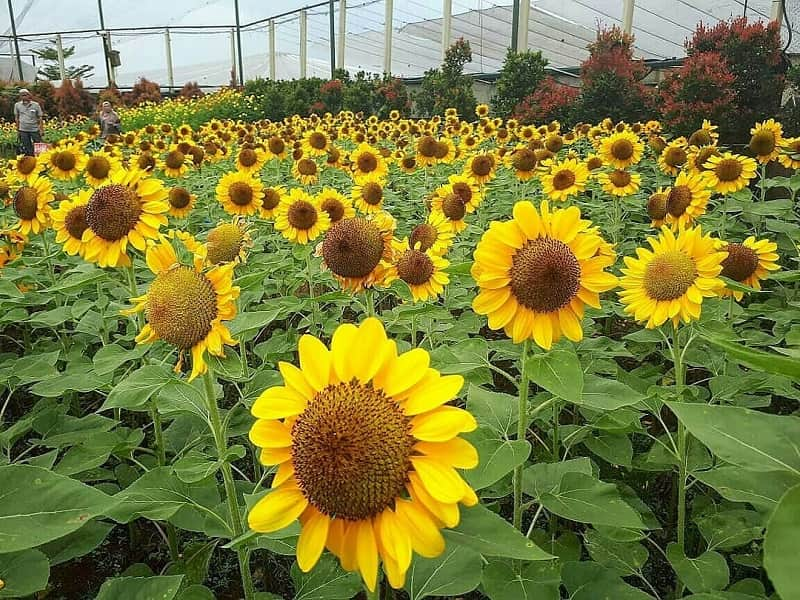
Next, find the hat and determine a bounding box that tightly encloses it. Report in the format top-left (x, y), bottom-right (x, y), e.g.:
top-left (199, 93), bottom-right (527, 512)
top-left (18, 88), bottom-right (30, 95)
top-left (102, 101), bottom-right (111, 107)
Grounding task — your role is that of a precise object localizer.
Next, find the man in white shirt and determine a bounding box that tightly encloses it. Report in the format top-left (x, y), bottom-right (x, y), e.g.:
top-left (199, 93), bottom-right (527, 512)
top-left (14, 88), bottom-right (44, 157)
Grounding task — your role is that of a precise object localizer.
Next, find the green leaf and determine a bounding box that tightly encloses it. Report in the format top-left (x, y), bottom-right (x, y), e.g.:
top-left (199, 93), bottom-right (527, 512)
top-left (699, 332), bottom-right (800, 380)
top-left (463, 428), bottom-right (530, 490)
top-left (93, 344), bottom-right (149, 376)
top-left (167, 541), bottom-right (216, 586)
top-left (30, 370), bottom-right (108, 398)
top-left (526, 349), bottom-right (583, 403)
top-left (95, 575), bottom-right (184, 600)
top-left (539, 472), bottom-right (648, 529)
top-left (667, 402), bottom-right (800, 476)
top-left (764, 483), bottom-right (800, 600)
top-left (10, 350), bottom-right (60, 385)
top-left (157, 379), bottom-right (208, 420)
top-left (290, 553), bottom-right (361, 600)
top-left (693, 465), bottom-right (800, 510)
top-left (562, 561), bottom-right (653, 599)
top-left (580, 374), bottom-right (644, 410)
top-left (443, 504), bottom-right (553, 561)
top-left (101, 365), bottom-right (173, 412)
top-left (174, 452), bottom-right (220, 484)
top-left (39, 520), bottom-right (114, 566)
top-left (0, 279), bottom-right (23, 299)
top-left (481, 560), bottom-right (560, 600)
top-left (177, 585), bottom-right (215, 600)
top-left (228, 309), bottom-right (284, 337)
top-left (522, 457), bottom-right (593, 500)
top-left (583, 529), bottom-right (648, 576)
top-left (584, 432), bottom-right (633, 467)
top-left (696, 510), bottom-right (763, 551)
top-left (0, 465), bottom-right (112, 553)
top-left (0, 549), bottom-right (49, 598)
top-left (27, 306), bottom-right (73, 327)
top-left (404, 544), bottom-right (483, 600)
top-left (466, 385), bottom-right (518, 435)
top-left (666, 543), bottom-right (729, 594)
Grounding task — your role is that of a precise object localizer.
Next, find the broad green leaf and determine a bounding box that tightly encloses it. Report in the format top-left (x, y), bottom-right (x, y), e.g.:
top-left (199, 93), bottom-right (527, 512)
top-left (0, 279), bottom-right (23, 299)
top-left (228, 309), bottom-right (284, 337)
top-left (0, 549), bottom-right (49, 598)
top-left (584, 432), bottom-right (633, 467)
top-left (580, 374), bottom-right (644, 410)
top-left (583, 528), bottom-right (648, 576)
top-left (167, 541), bottom-right (216, 586)
top-left (526, 349), bottom-right (583, 403)
top-left (481, 560), bottom-right (560, 600)
top-left (666, 544), bottom-right (729, 594)
top-left (699, 332), bottom-right (800, 380)
top-left (0, 465), bottom-right (112, 553)
top-left (539, 472), bottom-right (648, 529)
top-left (177, 585), bottom-right (215, 600)
top-left (95, 575), bottom-right (184, 600)
top-left (92, 344), bottom-right (148, 376)
top-left (206, 348), bottom-right (245, 381)
top-left (561, 561), bottom-right (653, 599)
top-left (463, 428), bottom-right (530, 490)
top-left (667, 402), bottom-right (800, 476)
top-left (10, 350), bottom-right (60, 385)
top-left (696, 510), bottom-right (763, 551)
top-left (683, 593), bottom-right (767, 600)
top-left (764, 483), bottom-right (800, 600)
top-left (443, 504), bottom-right (553, 561)
top-left (290, 553), bottom-right (361, 600)
top-left (30, 370), bottom-right (107, 397)
top-left (157, 379), bottom-right (208, 420)
top-left (27, 306), bottom-right (73, 327)
top-left (522, 457), bottom-right (593, 500)
top-left (43, 269), bottom-right (105, 294)
top-left (404, 545), bottom-right (482, 600)
top-left (174, 451), bottom-right (220, 484)
top-left (101, 365), bottom-right (173, 412)
top-left (39, 520), bottom-right (114, 566)
top-left (693, 465), bottom-right (800, 510)
top-left (466, 385), bottom-right (518, 435)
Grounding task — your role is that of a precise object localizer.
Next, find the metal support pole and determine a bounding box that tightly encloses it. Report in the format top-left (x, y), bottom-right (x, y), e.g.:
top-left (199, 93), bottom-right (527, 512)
top-left (517, 0), bottom-right (529, 50)
top-left (55, 34), bottom-right (67, 81)
top-left (442, 0), bottom-right (452, 60)
top-left (384, 0), bottom-right (393, 74)
top-left (771, 0), bottom-right (784, 23)
top-left (106, 33), bottom-right (116, 85)
top-left (337, 0), bottom-right (346, 70)
top-left (230, 28), bottom-right (237, 85)
top-left (7, 0), bottom-right (23, 81)
top-left (622, 0), bottom-right (635, 35)
top-left (234, 0), bottom-right (245, 86)
top-left (97, 0), bottom-right (114, 86)
top-left (165, 29), bottom-right (174, 91)
top-left (511, 0), bottom-right (519, 51)
top-left (329, 0), bottom-right (336, 78)
top-left (300, 10), bottom-right (307, 78)
top-left (269, 20), bottom-right (276, 80)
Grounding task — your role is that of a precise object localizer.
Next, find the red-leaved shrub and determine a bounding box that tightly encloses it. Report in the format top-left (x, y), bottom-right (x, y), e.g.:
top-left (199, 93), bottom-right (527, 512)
top-left (54, 79), bottom-right (95, 117)
top-left (513, 77), bottom-right (579, 124)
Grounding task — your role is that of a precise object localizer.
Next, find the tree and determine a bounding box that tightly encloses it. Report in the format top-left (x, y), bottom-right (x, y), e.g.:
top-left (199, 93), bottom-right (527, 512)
top-left (32, 39), bottom-right (94, 81)
top-left (415, 38), bottom-right (476, 118)
top-left (492, 48), bottom-right (549, 118)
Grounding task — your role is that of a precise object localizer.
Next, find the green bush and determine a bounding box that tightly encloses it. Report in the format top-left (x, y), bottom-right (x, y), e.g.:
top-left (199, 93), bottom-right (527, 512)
top-left (491, 48), bottom-right (549, 118)
top-left (415, 38), bottom-right (476, 118)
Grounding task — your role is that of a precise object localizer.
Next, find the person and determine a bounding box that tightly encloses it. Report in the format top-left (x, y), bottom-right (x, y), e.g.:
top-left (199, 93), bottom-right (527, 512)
top-left (14, 88), bottom-right (43, 156)
top-left (98, 101), bottom-right (121, 138)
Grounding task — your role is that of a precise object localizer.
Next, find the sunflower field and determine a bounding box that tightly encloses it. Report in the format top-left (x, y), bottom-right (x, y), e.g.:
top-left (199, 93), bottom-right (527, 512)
top-left (0, 95), bottom-right (799, 600)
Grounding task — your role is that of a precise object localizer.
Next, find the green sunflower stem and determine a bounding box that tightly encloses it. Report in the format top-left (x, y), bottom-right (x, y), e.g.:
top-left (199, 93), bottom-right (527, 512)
top-left (306, 249), bottom-right (318, 332)
top-left (364, 577), bottom-right (381, 600)
top-left (672, 326), bottom-right (691, 597)
top-left (202, 368), bottom-right (256, 600)
top-left (365, 288), bottom-right (376, 318)
top-left (150, 402), bottom-right (180, 562)
top-left (237, 299), bottom-right (249, 379)
top-left (40, 231), bottom-right (56, 285)
top-left (512, 339), bottom-right (531, 531)
top-left (125, 263), bottom-right (143, 329)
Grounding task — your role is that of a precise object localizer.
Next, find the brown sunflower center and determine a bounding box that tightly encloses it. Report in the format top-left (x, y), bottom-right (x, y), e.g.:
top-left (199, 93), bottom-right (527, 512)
top-left (667, 185), bottom-right (693, 217)
top-left (169, 187), bottom-right (192, 209)
top-left (356, 152), bottom-right (378, 174)
top-left (451, 182), bottom-right (473, 204)
top-left (309, 132), bottom-right (328, 150)
top-left (643, 250), bottom-right (697, 301)
top-left (297, 158), bottom-right (317, 176)
top-left (262, 188), bottom-right (281, 211)
top-left (322, 217), bottom-right (385, 279)
top-left (433, 142), bottom-right (448, 160)
top-left (510, 237), bottom-right (581, 312)
top-left (189, 147), bottom-right (205, 166)
top-left (287, 200), bottom-right (318, 230)
top-left (146, 266), bottom-right (218, 349)
top-left (320, 197), bottom-right (345, 222)
top-left (53, 151), bottom-right (77, 172)
top-left (13, 187), bottom-right (38, 220)
top-left (165, 151), bottom-right (185, 170)
top-left (326, 148), bottom-right (341, 164)
top-left (291, 380), bottom-right (414, 520)
top-left (694, 147), bottom-right (718, 170)
top-left (418, 136), bottom-right (437, 158)
top-left (239, 148), bottom-right (258, 167)
top-left (586, 156), bottom-right (603, 171)
top-left (720, 243), bottom-right (759, 282)
top-left (715, 158), bottom-right (743, 182)
top-left (64, 205), bottom-right (88, 240)
top-left (17, 155), bottom-right (37, 175)
top-left (664, 146), bottom-right (687, 167)
top-left (397, 249), bottom-right (434, 285)
top-left (512, 149), bottom-right (537, 172)
top-left (609, 170), bottom-right (632, 188)
top-left (228, 181), bottom-right (254, 206)
top-left (361, 182), bottom-right (383, 206)
top-left (441, 193), bottom-right (466, 220)
top-left (552, 169), bottom-right (576, 191)
top-left (545, 135), bottom-right (563, 153)
top-left (86, 184), bottom-right (142, 241)
top-left (611, 139), bottom-right (634, 160)
top-left (410, 223), bottom-right (437, 252)
top-left (207, 223), bottom-right (245, 265)
top-left (749, 131), bottom-right (776, 156)
top-left (471, 155), bottom-right (494, 177)
top-left (268, 137), bottom-right (285, 155)
top-left (647, 193), bottom-right (668, 220)
top-left (86, 156), bottom-right (111, 179)
top-left (137, 154), bottom-right (156, 171)
top-left (401, 156), bottom-right (416, 170)
top-left (688, 129), bottom-right (712, 147)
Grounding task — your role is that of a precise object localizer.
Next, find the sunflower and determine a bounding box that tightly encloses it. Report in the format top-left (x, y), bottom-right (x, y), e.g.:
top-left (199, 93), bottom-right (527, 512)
top-left (301, 129), bottom-right (331, 157)
top-left (447, 174), bottom-right (482, 213)
top-left (475, 103), bottom-right (490, 118)
top-left (12, 174), bottom-right (53, 235)
top-left (81, 169), bottom-right (169, 268)
top-left (686, 145), bottom-right (720, 176)
top-left (167, 186), bottom-right (197, 218)
top-left (319, 213), bottom-right (395, 291)
top-left (233, 146), bottom-right (267, 174)
top-left (317, 187), bottom-right (355, 224)
top-left (663, 171), bottom-right (711, 230)
top-left (216, 171), bottom-right (264, 217)
top-left (598, 131), bottom-right (643, 169)
top-left (471, 200), bottom-right (617, 347)
top-left (688, 119), bottom-right (719, 147)
top-left (618, 226), bottom-right (726, 328)
top-left (0, 228), bottom-right (26, 268)
top-left (717, 236), bottom-right (780, 300)
top-left (260, 185), bottom-right (286, 220)
top-left (84, 150), bottom-right (121, 187)
top-left (703, 152), bottom-right (757, 194)
top-left (430, 188), bottom-right (468, 233)
top-left (386, 240), bottom-right (449, 302)
top-left (540, 158), bottom-right (589, 202)
top-left (247, 317), bottom-right (477, 591)
top-left (292, 157), bottom-right (320, 186)
top-left (274, 188), bottom-right (331, 245)
top-left (749, 119), bottom-right (783, 164)
top-left (50, 188), bottom-right (90, 256)
top-left (205, 219), bottom-right (252, 265)
top-left (407, 211), bottom-right (455, 257)
top-left (462, 152), bottom-right (497, 185)
top-left (130, 152), bottom-right (158, 173)
top-left (658, 140), bottom-right (688, 176)
top-left (350, 143), bottom-right (388, 183)
top-left (6, 154), bottom-right (43, 183)
top-left (352, 175), bottom-right (387, 214)
top-left (122, 238), bottom-right (239, 380)
top-left (585, 153), bottom-right (604, 173)
top-left (44, 144), bottom-right (87, 180)
top-left (647, 187), bottom-right (669, 228)
top-left (597, 169), bottom-right (641, 197)
top-left (160, 148), bottom-right (190, 178)
top-left (505, 146), bottom-right (538, 181)
top-left (778, 137), bottom-right (800, 170)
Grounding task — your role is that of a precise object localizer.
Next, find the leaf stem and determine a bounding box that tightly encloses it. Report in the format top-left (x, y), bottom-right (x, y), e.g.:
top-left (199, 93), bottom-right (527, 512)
top-left (512, 339), bottom-right (531, 531)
